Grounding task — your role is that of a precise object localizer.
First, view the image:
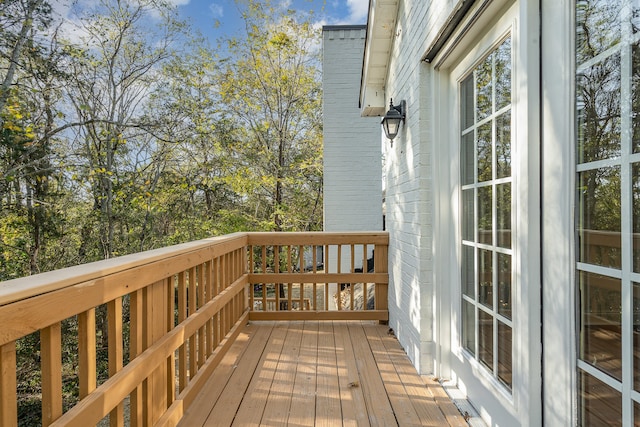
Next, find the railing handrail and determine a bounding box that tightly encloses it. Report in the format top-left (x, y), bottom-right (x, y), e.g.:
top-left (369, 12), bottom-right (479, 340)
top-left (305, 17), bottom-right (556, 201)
top-left (0, 232), bottom-right (248, 307)
top-left (0, 231), bottom-right (389, 307)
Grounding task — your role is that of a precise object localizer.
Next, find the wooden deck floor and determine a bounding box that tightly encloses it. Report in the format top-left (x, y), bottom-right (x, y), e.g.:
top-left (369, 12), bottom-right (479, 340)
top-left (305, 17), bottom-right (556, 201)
top-left (179, 321), bottom-right (468, 426)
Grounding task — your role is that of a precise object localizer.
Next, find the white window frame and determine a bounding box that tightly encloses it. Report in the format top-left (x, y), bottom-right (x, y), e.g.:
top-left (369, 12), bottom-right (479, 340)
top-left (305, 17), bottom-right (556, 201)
top-left (541, 0), bottom-right (577, 425)
top-left (431, 1), bottom-right (542, 425)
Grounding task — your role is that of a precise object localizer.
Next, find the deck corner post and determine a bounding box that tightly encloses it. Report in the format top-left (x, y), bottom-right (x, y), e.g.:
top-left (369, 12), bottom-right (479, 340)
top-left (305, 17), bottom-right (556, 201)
top-left (374, 243), bottom-right (389, 325)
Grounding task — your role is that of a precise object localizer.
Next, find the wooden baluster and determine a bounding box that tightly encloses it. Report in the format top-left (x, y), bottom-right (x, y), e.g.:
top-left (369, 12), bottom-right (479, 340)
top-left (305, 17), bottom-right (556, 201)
top-left (188, 268), bottom-right (197, 379)
top-left (324, 244), bottom-right (329, 311)
top-left (41, 323), bottom-right (62, 427)
top-left (177, 272), bottom-right (187, 392)
top-left (213, 257), bottom-right (220, 348)
top-left (224, 253), bottom-right (229, 290)
top-left (78, 308), bottom-right (96, 400)
top-left (313, 246), bottom-right (318, 310)
top-left (249, 257), bottom-right (255, 312)
top-left (206, 261), bottom-right (214, 357)
top-left (259, 243), bottom-right (266, 309)
top-left (129, 290), bottom-right (143, 427)
top-left (166, 277), bottom-right (176, 407)
top-left (351, 244), bottom-right (356, 310)
top-left (108, 298), bottom-right (124, 427)
top-left (337, 245), bottom-right (342, 311)
top-left (351, 244), bottom-right (355, 273)
top-left (0, 341), bottom-right (17, 427)
top-left (299, 282), bottom-right (304, 312)
top-left (272, 246), bottom-right (278, 312)
top-left (142, 287), bottom-right (152, 426)
top-left (197, 265), bottom-right (205, 369)
top-left (363, 245), bottom-right (368, 310)
top-left (243, 246), bottom-right (249, 315)
top-left (149, 280), bottom-right (168, 424)
top-left (362, 244), bottom-right (368, 273)
top-left (299, 245), bottom-right (304, 273)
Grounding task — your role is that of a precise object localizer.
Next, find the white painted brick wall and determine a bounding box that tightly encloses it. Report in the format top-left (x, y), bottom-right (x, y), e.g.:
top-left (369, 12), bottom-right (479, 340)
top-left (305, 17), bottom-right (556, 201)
top-left (322, 27), bottom-right (383, 273)
top-left (382, 0), bottom-right (455, 375)
top-left (322, 4), bottom-right (458, 374)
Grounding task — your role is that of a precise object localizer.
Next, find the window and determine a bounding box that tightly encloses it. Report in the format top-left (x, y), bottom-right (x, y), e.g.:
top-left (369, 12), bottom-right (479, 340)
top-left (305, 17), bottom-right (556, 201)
top-left (460, 36), bottom-right (513, 390)
top-left (575, 0), bottom-right (640, 424)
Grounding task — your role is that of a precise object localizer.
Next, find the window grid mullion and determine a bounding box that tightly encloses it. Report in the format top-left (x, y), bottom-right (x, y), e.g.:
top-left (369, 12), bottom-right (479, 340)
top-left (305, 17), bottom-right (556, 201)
top-left (620, 11), bottom-right (634, 423)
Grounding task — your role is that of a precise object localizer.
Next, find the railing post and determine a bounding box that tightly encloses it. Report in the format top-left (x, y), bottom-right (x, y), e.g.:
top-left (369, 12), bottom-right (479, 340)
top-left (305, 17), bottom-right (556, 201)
top-left (0, 341), bottom-right (17, 427)
top-left (374, 243), bottom-right (389, 324)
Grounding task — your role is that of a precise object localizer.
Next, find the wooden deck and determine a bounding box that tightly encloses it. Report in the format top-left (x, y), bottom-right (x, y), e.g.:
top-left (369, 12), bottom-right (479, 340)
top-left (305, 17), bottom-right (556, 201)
top-left (179, 321), bottom-right (468, 427)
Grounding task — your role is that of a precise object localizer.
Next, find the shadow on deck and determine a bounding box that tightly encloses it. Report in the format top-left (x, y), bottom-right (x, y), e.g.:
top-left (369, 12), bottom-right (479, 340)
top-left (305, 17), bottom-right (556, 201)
top-left (180, 321), bottom-right (467, 427)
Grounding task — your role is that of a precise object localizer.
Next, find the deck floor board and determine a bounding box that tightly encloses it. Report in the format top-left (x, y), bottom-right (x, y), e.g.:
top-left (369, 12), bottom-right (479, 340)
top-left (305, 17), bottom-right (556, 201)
top-left (179, 321), bottom-right (466, 427)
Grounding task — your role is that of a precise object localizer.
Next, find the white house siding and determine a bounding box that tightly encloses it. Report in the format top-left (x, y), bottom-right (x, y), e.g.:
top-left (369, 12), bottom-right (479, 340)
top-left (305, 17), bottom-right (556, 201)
top-left (382, 0), bottom-right (452, 376)
top-left (322, 26), bottom-right (382, 274)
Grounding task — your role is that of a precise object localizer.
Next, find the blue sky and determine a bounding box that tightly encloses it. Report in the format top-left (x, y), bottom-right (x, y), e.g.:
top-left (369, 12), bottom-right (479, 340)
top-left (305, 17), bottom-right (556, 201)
top-left (177, 0), bottom-right (369, 43)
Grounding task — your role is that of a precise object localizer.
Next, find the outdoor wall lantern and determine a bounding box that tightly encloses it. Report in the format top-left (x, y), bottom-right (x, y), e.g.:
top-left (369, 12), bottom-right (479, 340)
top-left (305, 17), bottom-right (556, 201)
top-left (381, 99), bottom-right (406, 145)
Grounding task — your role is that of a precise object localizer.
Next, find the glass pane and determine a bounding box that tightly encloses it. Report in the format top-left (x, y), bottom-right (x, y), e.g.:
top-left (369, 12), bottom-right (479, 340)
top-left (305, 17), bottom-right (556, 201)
top-left (478, 122), bottom-right (492, 182)
top-left (476, 55), bottom-right (493, 120)
top-left (579, 369), bottom-right (622, 426)
top-left (461, 74), bottom-right (475, 131)
top-left (462, 245), bottom-right (475, 297)
top-left (634, 283), bottom-right (640, 391)
top-left (497, 253), bottom-right (511, 319)
top-left (579, 271), bottom-right (622, 381)
top-left (578, 167), bottom-right (621, 269)
top-left (496, 111), bottom-right (511, 178)
top-left (495, 38), bottom-right (511, 111)
top-left (462, 300), bottom-right (475, 354)
top-left (576, 0), bottom-right (622, 66)
top-left (635, 401), bottom-right (640, 426)
top-left (633, 163), bottom-right (640, 271)
top-left (633, 44), bottom-right (640, 153)
top-left (461, 132), bottom-right (475, 185)
top-left (478, 186), bottom-right (492, 245)
top-left (462, 189), bottom-right (474, 241)
top-left (496, 183), bottom-right (511, 249)
top-left (497, 321), bottom-right (512, 389)
top-left (479, 309), bottom-right (493, 371)
top-left (479, 249), bottom-right (493, 309)
top-left (577, 53), bottom-right (621, 163)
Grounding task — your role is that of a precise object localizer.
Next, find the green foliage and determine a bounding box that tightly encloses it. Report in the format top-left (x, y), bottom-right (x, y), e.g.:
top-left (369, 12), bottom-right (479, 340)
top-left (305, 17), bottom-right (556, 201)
top-left (0, 1), bottom-right (324, 422)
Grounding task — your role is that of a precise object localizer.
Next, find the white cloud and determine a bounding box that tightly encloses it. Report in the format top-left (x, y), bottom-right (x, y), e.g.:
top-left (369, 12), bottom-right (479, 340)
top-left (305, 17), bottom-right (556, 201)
top-left (209, 2), bottom-right (223, 19)
top-left (167, 0), bottom-right (191, 6)
top-left (320, 0), bottom-right (369, 26)
top-left (345, 0), bottom-right (368, 23)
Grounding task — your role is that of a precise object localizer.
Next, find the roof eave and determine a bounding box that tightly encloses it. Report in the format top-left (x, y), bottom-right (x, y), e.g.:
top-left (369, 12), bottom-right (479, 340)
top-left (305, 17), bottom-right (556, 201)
top-left (359, 0), bottom-right (399, 117)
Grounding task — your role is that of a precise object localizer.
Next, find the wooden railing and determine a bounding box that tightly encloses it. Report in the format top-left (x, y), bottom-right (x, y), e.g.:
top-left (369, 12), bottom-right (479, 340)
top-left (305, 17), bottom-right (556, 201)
top-left (247, 232), bottom-right (388, 321)
top-left (0, 231), bottom-right (388, 426)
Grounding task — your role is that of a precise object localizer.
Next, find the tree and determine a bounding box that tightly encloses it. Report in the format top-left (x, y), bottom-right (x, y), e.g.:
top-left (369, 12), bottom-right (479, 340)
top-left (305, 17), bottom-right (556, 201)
top-left (64, 0), bottom-right (184, 260)
top-left (219, 0), bottom-right (323, 232)
top-left (0, 0), bottom-right (50, 114)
